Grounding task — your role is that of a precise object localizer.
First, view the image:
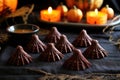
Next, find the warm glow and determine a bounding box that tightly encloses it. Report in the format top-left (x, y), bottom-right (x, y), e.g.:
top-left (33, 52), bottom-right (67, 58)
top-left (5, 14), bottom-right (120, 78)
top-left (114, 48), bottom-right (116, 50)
top-left (95, 9), bottom-right (98, 15)
top-left (40, 6), bottom-right (61, 22)
top-left (48, 6), bottom-right (52, 14)
top-left (86, 9), bottom-right (107, 24)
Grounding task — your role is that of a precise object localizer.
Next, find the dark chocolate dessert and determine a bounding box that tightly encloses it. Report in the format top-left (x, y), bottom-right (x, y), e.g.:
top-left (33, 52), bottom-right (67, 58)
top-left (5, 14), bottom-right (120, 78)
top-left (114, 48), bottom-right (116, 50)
top-left (8, 45), bottom-right (32, 66)
top-left (63, 48), bottom-right (91, 71)
top-left (56, 34), bottom-right (74, 53)
top-left (44, 27), bottom-right (61, 43)
top-left (83, 39), bottom-right (108, 59)
top-left (26, 34), bottom-right (46, 53)
top-left (39, 43), bottom-right (64, 62)
top-left (72, 29), bottom-right (92, 47)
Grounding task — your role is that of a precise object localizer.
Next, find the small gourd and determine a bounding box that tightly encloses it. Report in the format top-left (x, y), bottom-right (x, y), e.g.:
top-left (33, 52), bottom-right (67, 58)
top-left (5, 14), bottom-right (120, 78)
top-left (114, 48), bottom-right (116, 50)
top-left (101, 5), bottom-right (114, 19)
top-left (65, 0), bottom-right (103, 12)
top-left (56, 2), bottom-right (68, 17)
top-left (66, 6), bottom-right (83, 22)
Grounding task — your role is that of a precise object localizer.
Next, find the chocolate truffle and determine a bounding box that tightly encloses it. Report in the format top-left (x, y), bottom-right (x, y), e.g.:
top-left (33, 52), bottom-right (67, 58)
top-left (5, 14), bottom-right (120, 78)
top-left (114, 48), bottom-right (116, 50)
top-left (83, 39), bottom-right (108, 59)
top-left (63, 48), bottom-right (91, 71)
top-left (44, 27), bottom-right (61, 43)
top-left (39, 43), bottom-right (64, 62)
top-left (8, 45), bottom-right (32, 66)
top-left (26, 34), bottom-right (46, 53)
top-left (56, 34), bottom-right (74, 53)
top-left (72, 29), bottom-right (92, 47)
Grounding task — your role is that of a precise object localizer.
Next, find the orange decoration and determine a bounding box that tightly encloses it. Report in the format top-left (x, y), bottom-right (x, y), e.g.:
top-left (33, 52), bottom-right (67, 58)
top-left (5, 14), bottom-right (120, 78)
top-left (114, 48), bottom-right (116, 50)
top-left (0, 0), bottom-right (18, 12)
top-left (86, 9), bottom-right (107, 24)
top-left (65, 0), bottom-right (103, 11)
top-left (66, 6), bottom-right (83, 22)
top-left (40, 6), bottom-right (61, 22)
top-left (56, 3), bottom-right (68, 17)
top-left (101, 5), bottom-right (114, 19)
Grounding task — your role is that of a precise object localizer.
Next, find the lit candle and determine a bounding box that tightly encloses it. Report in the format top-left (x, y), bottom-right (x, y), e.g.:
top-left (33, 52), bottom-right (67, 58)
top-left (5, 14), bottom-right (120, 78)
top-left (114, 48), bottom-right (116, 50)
top-left (86, 9), bottom-right (107, 24)
top-left (40, 6), bottom-right (61, 22)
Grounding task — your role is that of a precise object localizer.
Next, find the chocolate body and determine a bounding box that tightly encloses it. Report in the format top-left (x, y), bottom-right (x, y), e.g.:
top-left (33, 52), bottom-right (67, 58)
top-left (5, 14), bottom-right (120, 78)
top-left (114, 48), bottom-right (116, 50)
top-left (8, 45), bottom-right (32, 66)
top-left (83, 39), bottom-right (108, 59)
top-left (63, 48), bottom-right (91, 71)
top-left (56, 34), bottom-right (74, 53)
top-left (72, 29), bottom-right (92, 47)
top-left (44, 27), bottom-right (61, 43)
top-left (39, 43), bottom-right (64, 62)
top-left (26, 34), bottom-right (46, 53)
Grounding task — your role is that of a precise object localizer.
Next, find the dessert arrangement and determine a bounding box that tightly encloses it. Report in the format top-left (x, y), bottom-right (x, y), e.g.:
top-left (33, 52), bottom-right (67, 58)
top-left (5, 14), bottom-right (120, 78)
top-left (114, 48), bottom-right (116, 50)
top-left (6, 27), bottom-right (109, 71)
top-left (0, 1), bottom-right (120, 80)
top-left (0, 1), bottom-right (111, 70)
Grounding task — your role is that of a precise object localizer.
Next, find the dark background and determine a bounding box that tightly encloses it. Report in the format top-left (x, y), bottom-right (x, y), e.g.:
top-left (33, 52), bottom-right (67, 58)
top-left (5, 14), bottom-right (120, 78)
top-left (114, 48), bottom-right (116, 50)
top-left (0, 1), bottom-right (120, 80)
top-left (17, 0), bottom-right (120, 13)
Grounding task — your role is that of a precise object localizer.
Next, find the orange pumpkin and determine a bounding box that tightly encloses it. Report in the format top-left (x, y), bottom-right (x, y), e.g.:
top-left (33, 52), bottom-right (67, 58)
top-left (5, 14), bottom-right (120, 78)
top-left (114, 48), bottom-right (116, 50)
top-left (65, 0), bottom-right (103, 12)
top-left (100, 5), bottom-right (114, 19)
top-left (66, 6), bottom-right (83, 22)
top-left (0, 0), bottom-right (18, 13)
top-left (56, 3), bottom-right (68, 17)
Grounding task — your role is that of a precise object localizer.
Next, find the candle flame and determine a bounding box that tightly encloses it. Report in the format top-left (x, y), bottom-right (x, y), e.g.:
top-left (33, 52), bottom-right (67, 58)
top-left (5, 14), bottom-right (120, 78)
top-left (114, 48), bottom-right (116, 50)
top-left (48, 6), bottom-right (52, 14)
top-left (95, 9), bottom-right (98, 15)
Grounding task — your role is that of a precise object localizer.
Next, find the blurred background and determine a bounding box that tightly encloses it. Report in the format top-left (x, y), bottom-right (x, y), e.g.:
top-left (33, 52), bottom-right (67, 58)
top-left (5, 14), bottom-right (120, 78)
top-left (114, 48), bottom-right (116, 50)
top-left (17, 0), bottom-right (120, 13)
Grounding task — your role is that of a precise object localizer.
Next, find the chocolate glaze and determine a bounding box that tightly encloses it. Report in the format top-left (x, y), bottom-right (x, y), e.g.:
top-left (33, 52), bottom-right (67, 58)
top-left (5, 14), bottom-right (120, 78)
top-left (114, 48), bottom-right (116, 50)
top-left (56, 34), bottom-right (74, 53)
top-left (44, 27), bottom-right (61, 43)
top-left (83, 39), bottom-right (108, 59)
top-left (39, 43), bottom-right (64, 62)
top-left (72, 29), bottom-right (92, 47)
top-left (63, 48), bottom-right (91, 71)
top-left (8, 45), bottom-right (32, 66)
top-left (26, 34), bottom-right (46, 53)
